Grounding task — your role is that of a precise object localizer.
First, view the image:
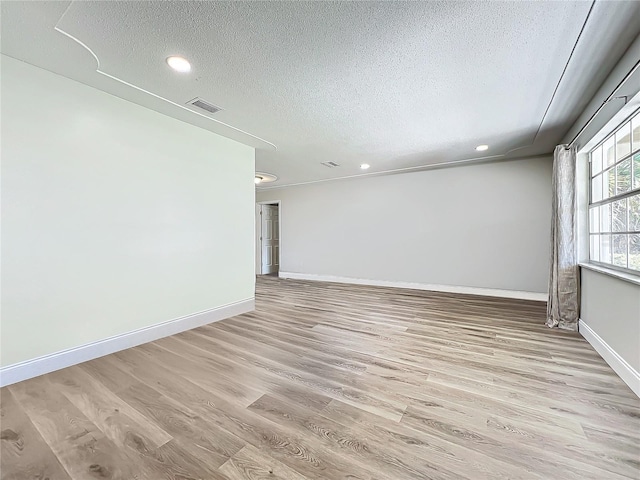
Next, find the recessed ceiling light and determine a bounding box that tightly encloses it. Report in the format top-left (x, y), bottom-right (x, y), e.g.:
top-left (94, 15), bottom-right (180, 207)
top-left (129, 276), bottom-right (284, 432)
top-left (475, 144), bottom-right (489, 152)
top-left (166, 56), bottom-right (191, 73)
top-left (255, 172), bottom-right (278, 185)
top-left (360, 163), bottom-right (370, 170)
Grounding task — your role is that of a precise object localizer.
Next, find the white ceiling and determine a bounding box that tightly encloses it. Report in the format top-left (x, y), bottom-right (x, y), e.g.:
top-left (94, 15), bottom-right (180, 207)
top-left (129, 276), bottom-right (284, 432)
top-left (2, 1), bottom-right (639, 188)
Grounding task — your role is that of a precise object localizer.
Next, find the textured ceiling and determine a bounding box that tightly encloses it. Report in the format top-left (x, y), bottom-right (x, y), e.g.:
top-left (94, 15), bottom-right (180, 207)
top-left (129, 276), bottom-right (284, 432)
top-left (2, 1), bottom-right (640, 188)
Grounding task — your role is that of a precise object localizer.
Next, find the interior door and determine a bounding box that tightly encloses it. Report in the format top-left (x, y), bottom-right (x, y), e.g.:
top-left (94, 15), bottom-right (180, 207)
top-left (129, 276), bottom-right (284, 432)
top-left (261, 204), bottom-right (279, 274)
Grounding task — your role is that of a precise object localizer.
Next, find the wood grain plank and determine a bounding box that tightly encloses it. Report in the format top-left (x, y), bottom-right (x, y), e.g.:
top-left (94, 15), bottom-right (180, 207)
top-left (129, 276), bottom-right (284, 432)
top-left (248, 393), bottom-right (462, 480)
top-left (47, 365), bottom-right (173, 449)
top-left (321, 398), bottom-right (542, 480)
top-left (0, 388), bottom-right (71, 480)
top-left (219, 443), bottom-right (308, 480)
top-left (9, 376), bottom-right (146, 480)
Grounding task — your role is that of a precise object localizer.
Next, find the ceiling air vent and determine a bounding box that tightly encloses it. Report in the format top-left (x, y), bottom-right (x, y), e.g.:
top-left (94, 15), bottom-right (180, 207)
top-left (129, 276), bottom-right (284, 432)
top-left (187, 98), bottom-right (222, 114)
top-left (321, 161), bottom-right (340, 168)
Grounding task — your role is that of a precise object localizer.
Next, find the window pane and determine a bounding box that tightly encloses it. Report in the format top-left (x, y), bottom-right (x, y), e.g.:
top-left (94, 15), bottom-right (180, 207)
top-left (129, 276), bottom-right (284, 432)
top-left (633, 114), bottom-right (640, 153)
top-left (602, 167), bottom-right (615, 199)
top-left (600, 234), bottom-right (612, 264)
top-left (592, 174), bottom-right (603, 202)
top-left (612, 234), bottom-right (627, 268)
top-left (603, 136), bottom-right (615, 167)
top-left (590, 235), bottom-right (600, 262)
top-left (612, 199), bottom-right (627, 232)
top-left (600, 203), bottom-right (611, 232)
top-left (630, 234), bottom-right (640, 271)
top-left (630, 194), bottom-right (640, 232)
top-left (591, 146), bottom-right (602, 176)
top-left (634, 153), bottom-right (640, 190)
top-left (616, 123), bottom-right (631, 160)
top-left (589, 207), bottom-right (600, 233)
top-left (616, 159), bottom-right (631, 194)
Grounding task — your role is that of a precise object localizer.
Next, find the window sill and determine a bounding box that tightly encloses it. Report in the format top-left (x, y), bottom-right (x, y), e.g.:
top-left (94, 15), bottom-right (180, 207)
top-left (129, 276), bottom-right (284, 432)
top-left (579, 262), bottom-right (640, 286)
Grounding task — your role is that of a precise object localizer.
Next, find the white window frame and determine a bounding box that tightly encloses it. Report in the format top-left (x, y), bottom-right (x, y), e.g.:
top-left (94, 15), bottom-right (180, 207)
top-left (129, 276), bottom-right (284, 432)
top-left (585, 108), bottom-right (640, 276)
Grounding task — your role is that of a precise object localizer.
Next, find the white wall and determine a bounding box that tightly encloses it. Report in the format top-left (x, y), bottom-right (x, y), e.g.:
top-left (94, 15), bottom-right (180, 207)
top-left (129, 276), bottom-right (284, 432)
top-left (1, 56), bottom-right (255, 368)
top-left (580, 270), bottom-right (640, 374)
top-left (569, 42), bottom-right (640, 395)
top-left (257, 156), bottom-right (552, 295)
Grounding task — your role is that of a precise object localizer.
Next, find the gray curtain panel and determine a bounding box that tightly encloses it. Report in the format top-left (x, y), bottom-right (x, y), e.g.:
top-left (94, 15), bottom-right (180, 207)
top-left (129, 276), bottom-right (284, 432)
top-left (546, 145), bottom-right (579, 330)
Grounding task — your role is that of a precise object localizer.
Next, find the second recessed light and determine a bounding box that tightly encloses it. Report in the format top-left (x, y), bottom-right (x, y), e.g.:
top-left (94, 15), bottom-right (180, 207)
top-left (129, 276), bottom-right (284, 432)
top-left (255, 172), bottom-right (278, 185)
top-left (360, 164), bottom-right (370, 170)
top-left (166, 56), bottom-right (191, 73)
top-left (475, 144), bottom-right (489, 152)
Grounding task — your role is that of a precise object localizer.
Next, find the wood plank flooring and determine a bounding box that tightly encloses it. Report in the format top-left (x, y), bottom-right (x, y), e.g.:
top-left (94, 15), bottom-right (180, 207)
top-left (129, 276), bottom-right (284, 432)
top-left (2, 276), bottom-right (639, 479)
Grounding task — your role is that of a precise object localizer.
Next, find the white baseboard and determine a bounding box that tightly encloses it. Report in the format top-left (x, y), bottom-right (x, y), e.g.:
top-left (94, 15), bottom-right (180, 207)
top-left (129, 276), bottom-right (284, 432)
top-left (579, 319), bottom-right (640, 397)
top-left (279, 272), bottom-right (547, 302)
top-left (0, 298), bottom-right (254, 388)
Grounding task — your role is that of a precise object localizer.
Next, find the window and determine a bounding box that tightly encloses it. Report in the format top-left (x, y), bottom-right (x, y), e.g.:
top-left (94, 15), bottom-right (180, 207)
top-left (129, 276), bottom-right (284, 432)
top-left (588, 110), bottom-right (640, 273)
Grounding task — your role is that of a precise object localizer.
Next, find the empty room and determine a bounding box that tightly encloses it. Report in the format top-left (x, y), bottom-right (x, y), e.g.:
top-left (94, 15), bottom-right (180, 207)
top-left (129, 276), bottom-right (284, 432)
top-left (1, 1), bottom-right (639, 479)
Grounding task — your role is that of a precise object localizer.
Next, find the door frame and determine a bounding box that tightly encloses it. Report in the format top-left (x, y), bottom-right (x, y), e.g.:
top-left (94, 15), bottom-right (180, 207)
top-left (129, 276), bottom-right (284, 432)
top-left (256, 200), bottom-right (282, 276)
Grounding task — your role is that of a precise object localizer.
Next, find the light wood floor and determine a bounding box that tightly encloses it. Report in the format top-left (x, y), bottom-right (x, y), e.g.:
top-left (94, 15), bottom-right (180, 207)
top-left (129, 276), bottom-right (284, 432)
top-left (2, 276), bottom-right (639, 479)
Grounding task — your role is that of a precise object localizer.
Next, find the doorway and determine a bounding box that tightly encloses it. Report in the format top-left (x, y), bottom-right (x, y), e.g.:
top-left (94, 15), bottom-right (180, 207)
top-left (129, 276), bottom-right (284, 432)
top-left (256, 201), bottom-right (280, 276)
